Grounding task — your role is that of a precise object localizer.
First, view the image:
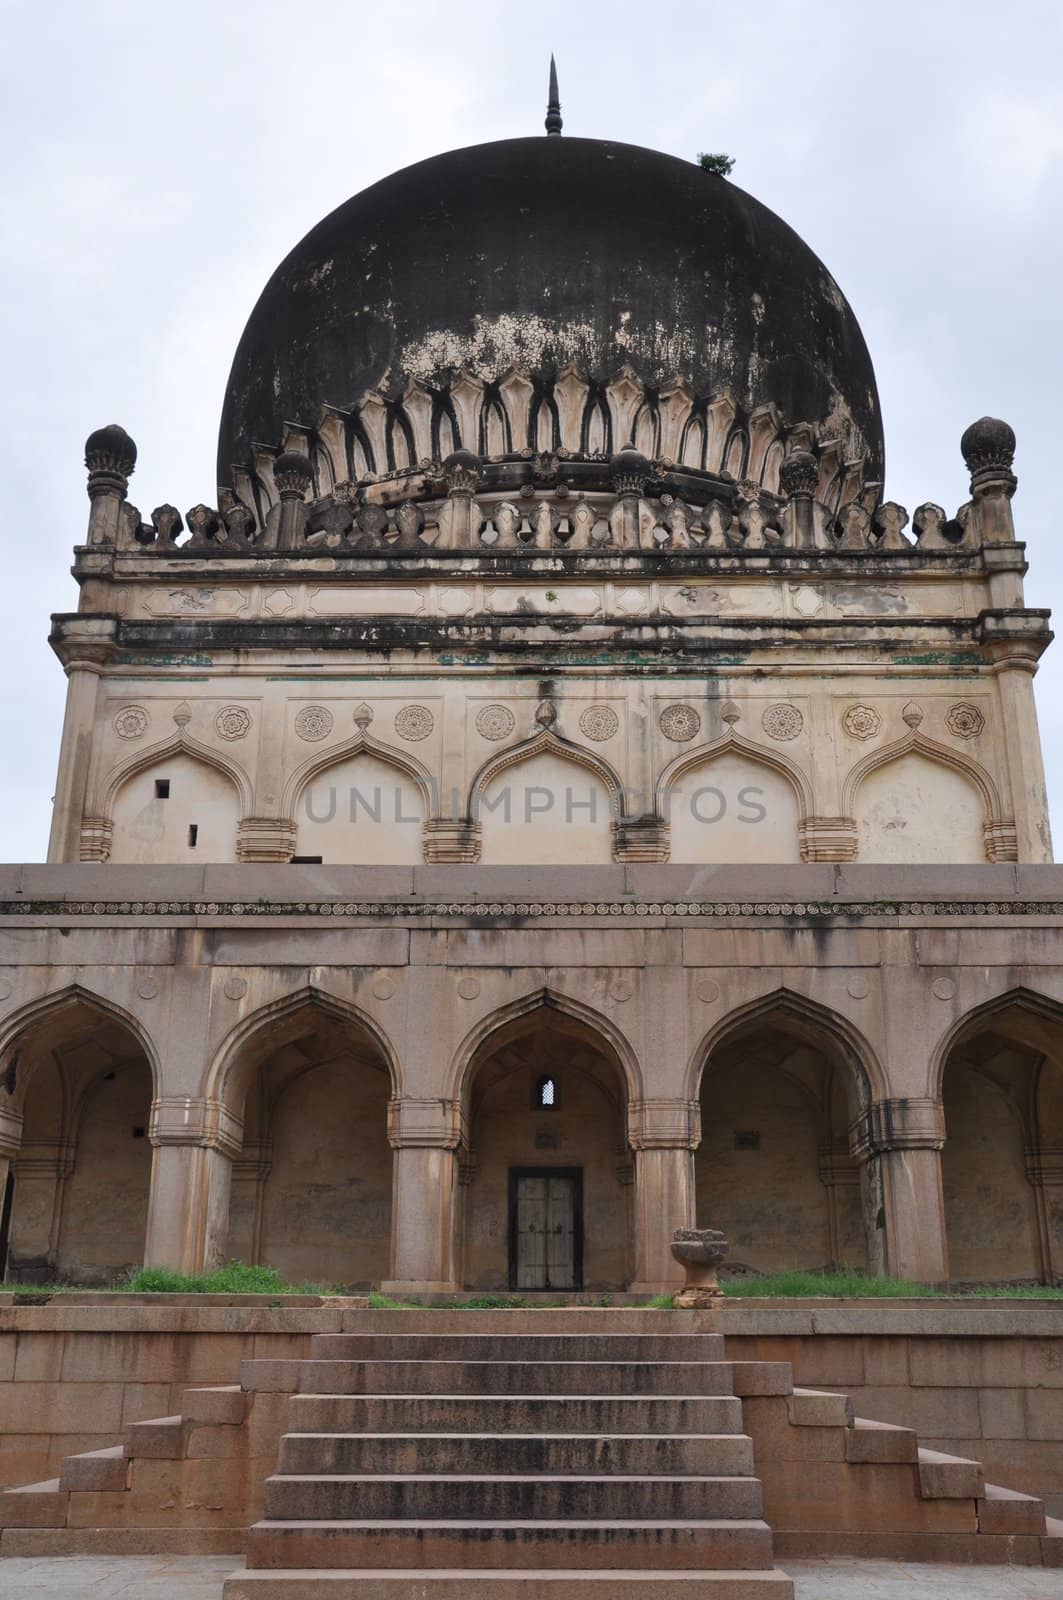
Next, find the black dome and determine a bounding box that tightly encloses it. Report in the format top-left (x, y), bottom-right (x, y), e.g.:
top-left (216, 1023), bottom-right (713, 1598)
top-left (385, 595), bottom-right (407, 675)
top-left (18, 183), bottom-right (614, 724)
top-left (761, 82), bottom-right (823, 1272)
top-left (218, 137), bottom-right (882, 485)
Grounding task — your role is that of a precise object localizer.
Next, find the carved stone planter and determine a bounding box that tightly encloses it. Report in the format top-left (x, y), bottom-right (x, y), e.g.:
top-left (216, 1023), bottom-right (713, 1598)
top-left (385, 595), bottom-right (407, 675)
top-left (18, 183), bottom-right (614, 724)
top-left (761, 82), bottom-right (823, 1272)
top-left (671, 1227), bottom-right (729, 1309)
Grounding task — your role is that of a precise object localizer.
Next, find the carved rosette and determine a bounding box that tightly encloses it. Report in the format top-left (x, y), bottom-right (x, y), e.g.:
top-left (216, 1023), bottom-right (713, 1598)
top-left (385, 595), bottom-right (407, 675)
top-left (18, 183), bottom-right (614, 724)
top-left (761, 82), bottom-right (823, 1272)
top-left (761, 703), bottom-right (803, 741)
top-left (579, 705), bottom-right (620, 742)
top-left (946, 703), bottom-right (985, 739)
top-left (113, 705), bottom-right (149, 740)
top-left (842, 705), bottom-right (880, 740)
top-left (295, 706), bottom-right (334, 742)
top-left (659, 704), bottom-right (701, 742)
top-left (476, 704), bottom-right (515, 741)
top-left (215, 706), bottom-right (252, 741)
top-left (394, 705), bottom-right (434, 741)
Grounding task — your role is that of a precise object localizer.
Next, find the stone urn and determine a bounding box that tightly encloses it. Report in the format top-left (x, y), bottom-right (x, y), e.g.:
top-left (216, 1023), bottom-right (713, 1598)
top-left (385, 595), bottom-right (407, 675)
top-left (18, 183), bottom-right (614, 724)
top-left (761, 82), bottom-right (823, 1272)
top-left (670, 1227), bottom-right (729, 1309)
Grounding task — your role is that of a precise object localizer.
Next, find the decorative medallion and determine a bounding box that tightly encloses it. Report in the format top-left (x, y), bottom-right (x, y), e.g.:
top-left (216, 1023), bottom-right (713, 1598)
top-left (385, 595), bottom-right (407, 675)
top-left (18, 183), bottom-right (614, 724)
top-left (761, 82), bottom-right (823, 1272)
top-left (136, 976), bottom-right (159, 1000)
top-left (846, 977), bottom-right (870, 1000)
top-left (720, 700), bottom-right (741, 725)
top-left (843, 704), bottom-right (880, 740)
top-left (660, 704), bottom-right (702, 742)
top-left (932, 977), bottom-right (957, 1001)
top-left (215, 705), bottom-right (251, 741)
top-left (457, 977), bottom-right (481, 1000)
top-left (224, 976), bottom-right (248, 1001)
top-left (172, 702), bottom-right (192, 728)
top-left (476, 704), bottom-right (515, 741)
top-left (946, 703), bottom-right (985, 739)
top-left (761, 703), bottom-right (803, 741)
top-left (579, 705), bottom-right (619, 742)
top-left (394, 704), bottom-right (434, 741)
top-left (372, 977), bottom-right (396, 1001)
top-left (295, 706), bottom-right (334, 742)
top-left (902, 702), bottom-right (924, 729)
top-left (696, 978), bottom-right (721, 1005)
top-left (353, 702), bottom-right (374, 731)
top-left (0, 977), bottom-right (13, 1002)
top-left (113, 705), bottom-right (149, 740)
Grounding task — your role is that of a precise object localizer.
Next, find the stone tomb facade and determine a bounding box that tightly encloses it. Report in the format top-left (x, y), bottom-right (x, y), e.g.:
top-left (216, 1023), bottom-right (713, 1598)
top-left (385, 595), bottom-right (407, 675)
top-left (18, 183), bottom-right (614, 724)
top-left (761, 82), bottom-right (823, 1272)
top-left (1, 131), bottom-right (1061, 1292)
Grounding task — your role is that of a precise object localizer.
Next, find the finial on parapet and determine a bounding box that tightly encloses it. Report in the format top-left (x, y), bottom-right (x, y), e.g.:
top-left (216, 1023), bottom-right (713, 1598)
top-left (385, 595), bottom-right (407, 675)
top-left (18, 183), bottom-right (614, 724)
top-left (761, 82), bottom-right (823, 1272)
top-left (84, 424), bottom-right (138, 546)
top-left (545, 54), bottom-right (562, 135)
top-left (961, 416), bottom-right (1016, 544)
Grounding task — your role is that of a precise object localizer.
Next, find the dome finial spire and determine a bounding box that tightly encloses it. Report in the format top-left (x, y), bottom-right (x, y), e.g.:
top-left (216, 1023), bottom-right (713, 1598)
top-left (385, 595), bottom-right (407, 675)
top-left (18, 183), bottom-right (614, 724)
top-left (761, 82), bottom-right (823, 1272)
top-left (545, 54), bottom-right (562, 135)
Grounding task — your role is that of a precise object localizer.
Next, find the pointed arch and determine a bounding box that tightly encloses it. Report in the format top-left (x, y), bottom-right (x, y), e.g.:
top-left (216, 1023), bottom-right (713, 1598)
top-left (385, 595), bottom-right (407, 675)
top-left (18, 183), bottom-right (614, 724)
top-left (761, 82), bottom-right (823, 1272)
top-left (656, 729), bottom-right (813, 817)
top-left (685, 985), bottom-right (884, 1107)
top-left (283, 731), bottom-right (436, 822)
top-left (0, 982), bottom-right (161, 1104)
top-left (98, 731), bottom-right (253, 817)
top-left (930, 985), bottom-right (1063, 1102)
top-left (468, 728), bottom-right (627, 821)
top-left (842, 729), bottom-right (1004, 820)
top-left (447, 985), bottom-right (644, 1115)
top-left (206, 983), bottom-right (403, 1119)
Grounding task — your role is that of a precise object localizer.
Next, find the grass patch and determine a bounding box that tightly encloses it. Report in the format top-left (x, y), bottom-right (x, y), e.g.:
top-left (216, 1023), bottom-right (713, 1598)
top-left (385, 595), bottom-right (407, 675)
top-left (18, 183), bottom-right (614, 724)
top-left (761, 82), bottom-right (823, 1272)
top-left (720, 1269), bottom-right (1063, 1299)
top-left (126, 1263), bottom-right (340, 1296)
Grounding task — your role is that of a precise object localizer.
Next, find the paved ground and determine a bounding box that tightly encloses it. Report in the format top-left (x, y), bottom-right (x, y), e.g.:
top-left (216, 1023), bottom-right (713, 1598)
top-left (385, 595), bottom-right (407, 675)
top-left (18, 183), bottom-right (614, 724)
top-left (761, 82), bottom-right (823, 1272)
top-left (0, 1558), bottom-right (1061, 1597)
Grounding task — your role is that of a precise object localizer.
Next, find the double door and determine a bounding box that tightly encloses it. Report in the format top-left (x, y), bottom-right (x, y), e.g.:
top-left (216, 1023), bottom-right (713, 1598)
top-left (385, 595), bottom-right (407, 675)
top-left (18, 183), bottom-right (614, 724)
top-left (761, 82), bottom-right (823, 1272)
top-left (509, 1167), bottom-right (583, 1291)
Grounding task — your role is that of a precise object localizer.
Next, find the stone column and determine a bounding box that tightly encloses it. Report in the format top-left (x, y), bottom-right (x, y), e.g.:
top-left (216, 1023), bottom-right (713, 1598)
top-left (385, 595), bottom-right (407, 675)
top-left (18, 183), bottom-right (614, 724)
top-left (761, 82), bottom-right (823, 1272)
top-left (46, 645), bottom-right (110, 863)
top-left (144, 1098), bottom-right (241, 1274)
top-left (628, 1100), bottom-right (700, 1294)
top-left (853, 1099), bottom-right (948, 1283)
top-left (1026, 1145), bottom-right (1063, 1284)
top-left (0, 1108), bottom-right (21, 1270)
top-left (382, 1098), bottom-right (463, 1294)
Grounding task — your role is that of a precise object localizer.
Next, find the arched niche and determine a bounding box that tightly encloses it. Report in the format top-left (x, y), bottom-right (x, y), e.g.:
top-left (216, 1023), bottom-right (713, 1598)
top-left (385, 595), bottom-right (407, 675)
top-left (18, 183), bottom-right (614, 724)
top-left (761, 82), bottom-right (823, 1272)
top-left (477, 744), bottom-right (616, 865)
top-left (218, 994), bottom-right (396, 1287)
top-left (937, 993), bottom-right (1061, 1284)
top-left (665, 748), bottom-right (803, 864)
top-left (1, 992), bottom-right (155, 1283)
top-left (853, 750), bottom-right (987, 864)
top-left (458, 1004), bottom-right (634, 1291)
top-left (293, 749), bottom-right (427, 865)
top-left (691, 995), bottom-right (875, 1275)
top-left (109, 751), bottom-right (241, 863)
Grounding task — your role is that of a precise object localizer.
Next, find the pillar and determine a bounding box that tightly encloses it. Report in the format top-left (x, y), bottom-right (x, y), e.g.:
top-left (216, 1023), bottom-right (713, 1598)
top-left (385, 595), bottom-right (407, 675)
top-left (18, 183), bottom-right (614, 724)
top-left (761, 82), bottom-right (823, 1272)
top-left (628, 1100), bottom-right (699, 1293)
top-left (144, 1098), bottom-right (240, 1274)
top-left (854, 1099), bottom-right (949, 1283)
top-left (383, 1097), bottom-right (463, 1294)
top-left (46, 655), bottom-right (105, 863)
top-left (1026, 1145), bottom-right (1063, 1285)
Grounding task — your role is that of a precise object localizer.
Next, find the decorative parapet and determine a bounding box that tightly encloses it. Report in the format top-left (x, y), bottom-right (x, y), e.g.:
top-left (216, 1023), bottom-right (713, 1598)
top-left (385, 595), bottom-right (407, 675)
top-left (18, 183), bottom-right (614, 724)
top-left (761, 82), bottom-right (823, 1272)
top-left (79, 412), bottom-right (1017, 572)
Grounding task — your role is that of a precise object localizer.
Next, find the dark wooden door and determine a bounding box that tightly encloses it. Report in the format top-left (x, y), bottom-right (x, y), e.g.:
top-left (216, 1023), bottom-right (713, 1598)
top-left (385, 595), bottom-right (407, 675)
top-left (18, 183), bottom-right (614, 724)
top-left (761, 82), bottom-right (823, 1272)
top-left (509, 1167), bottom-right (582, 1291)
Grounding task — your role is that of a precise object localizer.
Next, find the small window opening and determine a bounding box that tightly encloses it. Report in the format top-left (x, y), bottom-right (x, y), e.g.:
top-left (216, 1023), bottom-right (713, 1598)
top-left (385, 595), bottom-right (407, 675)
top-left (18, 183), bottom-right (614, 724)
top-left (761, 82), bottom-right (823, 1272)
top-left (292, 855), bottom-right (324, 864)
top-left (155, 779), bottom-right (170, 799)
top-left (536, 1075), bottom-right (557, 1109)
top-left (734, 1130), bottom-right (761, 1151)
top-left (187, 824), bottom-right (199, 848)
top-left (132, 1126), bottom-right (146, 1140)
top-left (103, 1071), bottom-right (116, 1082)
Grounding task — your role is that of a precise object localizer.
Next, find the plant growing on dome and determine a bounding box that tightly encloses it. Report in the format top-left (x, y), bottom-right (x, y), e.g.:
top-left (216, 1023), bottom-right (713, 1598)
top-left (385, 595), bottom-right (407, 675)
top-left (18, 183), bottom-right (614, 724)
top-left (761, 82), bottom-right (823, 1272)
top-left (697, 151), bottom-right (735, 176)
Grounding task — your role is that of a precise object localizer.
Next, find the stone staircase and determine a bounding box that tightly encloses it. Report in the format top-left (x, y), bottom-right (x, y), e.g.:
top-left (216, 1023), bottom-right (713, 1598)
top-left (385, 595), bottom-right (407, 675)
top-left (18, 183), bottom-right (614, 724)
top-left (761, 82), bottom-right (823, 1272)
top-left (225, 1324), bottom-right (793, 1597)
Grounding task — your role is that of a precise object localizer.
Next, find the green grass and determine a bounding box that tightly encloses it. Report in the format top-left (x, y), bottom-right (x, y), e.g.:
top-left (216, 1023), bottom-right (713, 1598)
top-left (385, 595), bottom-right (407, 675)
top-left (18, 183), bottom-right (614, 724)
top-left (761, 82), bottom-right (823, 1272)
top-left (720, 1269), bottom-right (1063, 1299)
top-left (125, 1263), bottom-right (341, 1296)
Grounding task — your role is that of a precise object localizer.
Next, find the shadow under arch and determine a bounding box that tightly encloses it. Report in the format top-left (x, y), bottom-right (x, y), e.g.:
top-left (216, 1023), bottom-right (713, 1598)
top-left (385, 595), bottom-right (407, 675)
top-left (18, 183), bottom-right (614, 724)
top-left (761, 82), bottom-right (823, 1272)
top-left (929, 984), bottom-right (1063, 1105)
top-left (685, 986), bottom-right (883, 1112)
top-left (206, 984), bottom-right (403, 1120)
top-left (447, 986), bottom-right (644, 1109)
top-left (0, 981), bottom-right (162, 1107)
top-left (98, 731), bottom-right (253, 817)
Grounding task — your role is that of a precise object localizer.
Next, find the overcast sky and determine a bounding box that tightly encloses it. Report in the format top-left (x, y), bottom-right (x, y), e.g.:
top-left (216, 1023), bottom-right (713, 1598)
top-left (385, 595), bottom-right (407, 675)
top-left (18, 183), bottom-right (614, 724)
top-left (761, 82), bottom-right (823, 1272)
top-left (2, 1), bottom-right (1062, 862)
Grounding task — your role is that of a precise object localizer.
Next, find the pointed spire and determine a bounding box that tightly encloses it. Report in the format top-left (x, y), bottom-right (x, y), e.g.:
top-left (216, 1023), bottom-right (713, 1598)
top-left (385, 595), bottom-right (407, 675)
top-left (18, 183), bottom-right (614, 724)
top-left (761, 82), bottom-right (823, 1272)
top-left (545, 54), bottom-right (562, 136)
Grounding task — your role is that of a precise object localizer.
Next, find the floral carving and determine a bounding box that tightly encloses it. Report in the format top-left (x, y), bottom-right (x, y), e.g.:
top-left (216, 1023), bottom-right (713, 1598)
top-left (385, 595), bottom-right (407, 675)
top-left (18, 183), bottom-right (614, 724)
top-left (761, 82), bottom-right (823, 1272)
top-left (113, 705), bottom-right (149, 740)
top-left (295, 705), bottom-right (334, 742)
top-left (215, 706), bottom-right (251, 741)
top-left (579, 705), bottom-right (620, 742)
top-left (659, 704), bottom-right (701, 742)
top-left (761, 703), bottom-right (803, 741)
top-left (395, 704), bottom-right (434, 741)
top-left (946, 702), bottom-right (985, 739)
top-left (843, 704), bottom-right (880, 740)
top-left (476, 704), bottom-right (515, 741)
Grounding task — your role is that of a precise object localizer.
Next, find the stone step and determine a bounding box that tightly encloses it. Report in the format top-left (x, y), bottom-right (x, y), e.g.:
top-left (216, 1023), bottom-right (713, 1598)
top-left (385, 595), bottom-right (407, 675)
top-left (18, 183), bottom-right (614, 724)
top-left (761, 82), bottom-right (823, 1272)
top-left (277, 1432), bottom-right (755, 1478)
top-left (223, 1568), bottom-right (796, 1598)
top-left (243, 1360), bottom-right (741, 1398)
top-left (57, 1446), bottom-right (129, 1494)
top-left (245, 1519), bottom-right (776, 1571)
top-left (262, 1475), bottom-right (764, 1522)
top-left (333, 1312), bottom-right (718, 1335)
top-left (977, 1482), bottom-right (1047, 1535)
top-left (308, 1334), bottom-right (726, 1363)
top-left (286, 1395), bottom-right (746, 1436)
top-left (0, 1479), bottom-right (68, 1529)
top-left (917, 1447), bottom-right (985, 1500)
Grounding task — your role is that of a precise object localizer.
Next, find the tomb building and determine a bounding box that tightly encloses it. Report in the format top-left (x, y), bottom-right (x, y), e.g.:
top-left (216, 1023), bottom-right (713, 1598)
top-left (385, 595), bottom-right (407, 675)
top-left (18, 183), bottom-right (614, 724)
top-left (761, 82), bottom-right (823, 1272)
top-left (1, 101), bottom-right (1060, 1294)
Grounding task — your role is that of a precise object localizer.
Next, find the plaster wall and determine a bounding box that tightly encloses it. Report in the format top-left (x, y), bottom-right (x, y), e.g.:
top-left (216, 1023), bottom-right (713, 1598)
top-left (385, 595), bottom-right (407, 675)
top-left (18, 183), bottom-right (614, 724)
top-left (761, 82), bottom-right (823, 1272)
top-left (109, 753), bottom-right (240, 864)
